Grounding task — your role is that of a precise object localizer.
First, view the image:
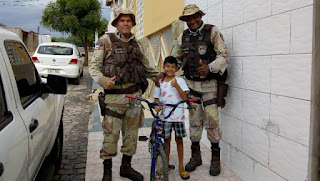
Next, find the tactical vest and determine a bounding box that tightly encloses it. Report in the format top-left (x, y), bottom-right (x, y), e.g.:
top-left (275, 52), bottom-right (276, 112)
top-left (102, 33), bottom-right (146, 84)
top-left (181, 24), bottom-right (224, 81)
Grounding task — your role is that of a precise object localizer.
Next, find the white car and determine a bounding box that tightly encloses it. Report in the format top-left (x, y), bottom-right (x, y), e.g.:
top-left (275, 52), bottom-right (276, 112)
top-left (0, 28), bottom-right (67, 180)
top-left (32, 42), bottom-right (84, 85)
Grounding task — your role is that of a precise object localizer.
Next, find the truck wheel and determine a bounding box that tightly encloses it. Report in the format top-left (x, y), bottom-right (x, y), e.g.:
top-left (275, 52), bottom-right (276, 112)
top-left (48, 120), bottom-right (63, 171)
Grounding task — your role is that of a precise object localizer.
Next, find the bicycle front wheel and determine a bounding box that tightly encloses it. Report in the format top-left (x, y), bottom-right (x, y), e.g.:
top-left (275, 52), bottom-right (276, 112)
top-left (150, 146), bottom-right (168, 181)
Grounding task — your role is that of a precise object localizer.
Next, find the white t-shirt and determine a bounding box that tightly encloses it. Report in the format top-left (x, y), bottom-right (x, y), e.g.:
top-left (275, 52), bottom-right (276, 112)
top-left (153, 77), bottom-right (190, 122)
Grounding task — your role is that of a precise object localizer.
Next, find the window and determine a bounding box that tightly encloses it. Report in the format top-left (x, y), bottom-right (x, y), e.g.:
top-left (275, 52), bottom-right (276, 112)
top-left (4, 41), bottom-right (41, 107)
top-left (37, 45), bottom-right (73, 55)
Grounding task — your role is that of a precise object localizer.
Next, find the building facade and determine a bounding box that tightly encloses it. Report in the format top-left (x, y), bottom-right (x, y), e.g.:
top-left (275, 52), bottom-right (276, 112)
top-left (107, 0), bottom-right (315, 180)
top-left (0, 26), bottom-right (51, 52)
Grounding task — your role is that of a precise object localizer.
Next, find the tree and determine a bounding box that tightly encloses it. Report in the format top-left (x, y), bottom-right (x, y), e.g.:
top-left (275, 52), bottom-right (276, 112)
top-left (88, 18), bottom-right (108, 47)
top-left (0, 23), bottom-right (6, 27)
top-left (41, 0), bottom-right (108, 65)
top-left (52, 36), bottom-right (83, 47)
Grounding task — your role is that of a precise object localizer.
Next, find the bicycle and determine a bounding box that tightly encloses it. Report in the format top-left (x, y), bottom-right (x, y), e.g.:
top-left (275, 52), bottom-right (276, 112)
top-left (125, 94), bottom-right (198, 181)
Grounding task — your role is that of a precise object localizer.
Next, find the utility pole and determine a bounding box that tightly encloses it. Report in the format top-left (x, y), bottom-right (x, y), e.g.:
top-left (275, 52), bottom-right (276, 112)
top-left (37, 25), bottom-right (41, 44)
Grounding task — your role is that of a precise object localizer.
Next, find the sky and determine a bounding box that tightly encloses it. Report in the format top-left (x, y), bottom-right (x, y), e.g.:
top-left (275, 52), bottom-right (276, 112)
top-left (0, 0), bottom-right (110, 37)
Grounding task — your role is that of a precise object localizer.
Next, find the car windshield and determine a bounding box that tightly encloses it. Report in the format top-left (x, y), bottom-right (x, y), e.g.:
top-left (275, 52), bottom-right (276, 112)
top-left (37, 45), bottom-right (73, 55)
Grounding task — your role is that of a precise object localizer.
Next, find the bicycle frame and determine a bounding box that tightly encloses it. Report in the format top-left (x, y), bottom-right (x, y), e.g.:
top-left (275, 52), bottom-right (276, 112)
top-left (150, 117), bottom-right (164, 179)
top-left (125, 94), bottom-right (198, 180)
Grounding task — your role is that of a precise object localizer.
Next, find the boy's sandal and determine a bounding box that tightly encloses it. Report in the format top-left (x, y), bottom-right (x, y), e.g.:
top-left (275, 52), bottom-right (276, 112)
top-left (156, 167), bottom-right (163, 175)
top-left (157, 165), bottom-right (175, 174)
top-left (168, 164), bottom-right (175, 170)
top-left (180, 171), bottom-right (190, 180)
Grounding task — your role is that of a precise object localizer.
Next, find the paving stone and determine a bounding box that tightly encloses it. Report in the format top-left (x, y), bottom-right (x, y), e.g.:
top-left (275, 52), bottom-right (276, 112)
top-left (75, 174), bottom-right (86, 179)
top-left (52, 68), bottom-right (92, 180)
top-left (77, 168), bottom-right (86, 174)
top-left (75, 163), bottom-right (87, 169)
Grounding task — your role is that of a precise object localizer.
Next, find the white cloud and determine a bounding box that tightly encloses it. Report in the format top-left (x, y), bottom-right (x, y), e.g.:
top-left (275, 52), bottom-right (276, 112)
top-left (0, 0), bottom-right (55, 8)
top-left (0, 0), bottom-right (110, 37)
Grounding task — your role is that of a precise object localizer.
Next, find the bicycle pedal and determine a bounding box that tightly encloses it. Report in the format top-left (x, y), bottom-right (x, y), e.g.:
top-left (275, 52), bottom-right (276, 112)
top-left (138, 136), bottom-right (148, 141)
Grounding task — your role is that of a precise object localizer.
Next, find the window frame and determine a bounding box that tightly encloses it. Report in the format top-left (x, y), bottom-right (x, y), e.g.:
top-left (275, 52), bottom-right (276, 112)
top-left (3, 40), bottom-right (42, 109)
top-left (0, 74), bottom-right (13, 131)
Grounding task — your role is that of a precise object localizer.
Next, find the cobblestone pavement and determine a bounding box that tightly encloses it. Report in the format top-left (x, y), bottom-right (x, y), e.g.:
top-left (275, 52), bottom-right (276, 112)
top-left (53, 68), bottom-right (93, 181)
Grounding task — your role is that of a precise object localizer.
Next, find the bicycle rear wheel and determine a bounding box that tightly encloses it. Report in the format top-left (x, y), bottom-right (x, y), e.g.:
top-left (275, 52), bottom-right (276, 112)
top-left (150, 146), bottom-right (168, 181)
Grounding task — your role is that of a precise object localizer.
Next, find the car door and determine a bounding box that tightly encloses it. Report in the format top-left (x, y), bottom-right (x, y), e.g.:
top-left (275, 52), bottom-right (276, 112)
top-left (0, 47), bottom-right (29, 181)
top-left (3, 40), bottom-right (57, 180)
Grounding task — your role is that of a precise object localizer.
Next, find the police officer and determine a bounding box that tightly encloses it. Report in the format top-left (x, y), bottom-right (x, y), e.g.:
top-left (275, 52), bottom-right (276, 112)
top-left (174, 4), bottom-right (229, 176)
top-left (89, 8), bottom-right (157, 181)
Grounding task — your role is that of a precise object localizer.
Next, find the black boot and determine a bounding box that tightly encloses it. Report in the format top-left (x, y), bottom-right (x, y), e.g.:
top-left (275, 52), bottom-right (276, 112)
top-left (102, 159), bottom-right (112, 181)
top-left (185, 142), bottom-right (202, 172)
top-left (120, 154), bottom-right (144, 181)
top-left (210, 142), bottom-right (221, 176)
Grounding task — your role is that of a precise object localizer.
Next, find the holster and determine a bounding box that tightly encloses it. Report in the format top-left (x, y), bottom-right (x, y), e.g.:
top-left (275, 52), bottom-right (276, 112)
top-left (217, 80), bottom-right (228, 108)
top-left (140, 80), bottom-right (149, 94)
top-left (98, 92), bottom-right (106, 116)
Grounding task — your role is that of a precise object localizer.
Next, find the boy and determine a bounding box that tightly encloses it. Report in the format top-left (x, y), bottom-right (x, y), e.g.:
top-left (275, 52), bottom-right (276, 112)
top-left (153, 56), bottom-right (190, 180)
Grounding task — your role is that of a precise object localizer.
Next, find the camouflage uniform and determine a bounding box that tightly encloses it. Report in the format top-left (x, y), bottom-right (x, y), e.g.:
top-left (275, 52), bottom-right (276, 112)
top-left (90, 8), bottom-right (156, 181)
top-left (174, 20), bottom-right (228, 144)
top-left (89, 30), bottom-right (157, 159)
top-left (174, 4), bottom-right (229, 176)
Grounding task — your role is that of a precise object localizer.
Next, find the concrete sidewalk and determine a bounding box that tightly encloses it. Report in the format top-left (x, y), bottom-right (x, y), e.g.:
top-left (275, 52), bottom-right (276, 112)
top-left (86, 81), bottom-right (240, 180)
top-left (85, 127), bottom-right (240, 181)
top-left (85, 100), bottom-right (240, 181)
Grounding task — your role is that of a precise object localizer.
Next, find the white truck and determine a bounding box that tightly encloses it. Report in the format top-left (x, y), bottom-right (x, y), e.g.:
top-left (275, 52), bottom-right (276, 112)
top-left (0, 28), bottom-right (67, 180)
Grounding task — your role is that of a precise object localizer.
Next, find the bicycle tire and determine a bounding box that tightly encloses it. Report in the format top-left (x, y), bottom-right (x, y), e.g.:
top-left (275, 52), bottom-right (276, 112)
top-left (150, 146), bottom-right (169, 181)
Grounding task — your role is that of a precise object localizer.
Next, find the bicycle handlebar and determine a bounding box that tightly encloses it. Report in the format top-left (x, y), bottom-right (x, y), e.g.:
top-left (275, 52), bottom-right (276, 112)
top-left (125, 94), bottom-right (198, 119)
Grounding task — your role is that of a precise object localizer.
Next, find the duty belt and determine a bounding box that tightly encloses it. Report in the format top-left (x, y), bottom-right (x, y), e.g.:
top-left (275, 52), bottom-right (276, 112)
top-left (104, 84), bottom-right (140, 94)
top-left (105, 108), bottom-right (125, 119)
top-left (189, 89), bottom-right (217, 107)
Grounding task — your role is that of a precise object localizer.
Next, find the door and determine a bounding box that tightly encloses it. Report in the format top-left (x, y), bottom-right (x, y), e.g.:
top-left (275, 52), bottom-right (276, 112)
top-left (0, 50), bottom-right (29, 181)
top-left (3, 41), bottom-right (56, 180)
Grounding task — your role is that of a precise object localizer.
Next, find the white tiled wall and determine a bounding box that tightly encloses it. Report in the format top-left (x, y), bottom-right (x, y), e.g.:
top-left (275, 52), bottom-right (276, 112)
top-left (290, 6), bottom-right (313, 54)
top-left (185, 0), bottom-right (313, 180)
top-left (257, 13), bottom-right (291, 55)
top-left (244, 0), bottom-right (271, 22)
top-left (269, 134), bottom-right (309, 181)
top-left (231, 147), bottom-right (254, 181)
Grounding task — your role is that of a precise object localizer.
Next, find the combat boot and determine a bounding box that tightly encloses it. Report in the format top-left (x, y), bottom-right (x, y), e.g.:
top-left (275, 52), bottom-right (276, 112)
top-left (102, 159), bottom-right (112, 181)
top-left (185, 142), bottom-right (202, 172)
top-left (210, 142), bottom-right (221, 176)
top-left (120, 154), bottom-right (144, 181)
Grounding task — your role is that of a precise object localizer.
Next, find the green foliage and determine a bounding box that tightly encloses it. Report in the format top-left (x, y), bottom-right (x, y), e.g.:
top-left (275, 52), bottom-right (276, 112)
top-left (52, 36), bottom-right (83, 47)
top-left (0, 23), bottom-right (6, 27)
top-left (41, 0), bottom-right (108, 64)
top-left (42, 0), bottom-right (102, 36)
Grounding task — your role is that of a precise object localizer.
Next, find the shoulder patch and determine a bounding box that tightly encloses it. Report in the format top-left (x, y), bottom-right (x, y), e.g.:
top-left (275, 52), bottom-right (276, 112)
top-left (95, 40), bottom-right (104, 50)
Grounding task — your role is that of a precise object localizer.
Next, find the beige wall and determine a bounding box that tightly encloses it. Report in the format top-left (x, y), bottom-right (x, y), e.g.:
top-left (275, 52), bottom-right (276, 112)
top-left (2, 27), bottom-right (23, 40)
top-left (143, 0), bottom-right (184, 37)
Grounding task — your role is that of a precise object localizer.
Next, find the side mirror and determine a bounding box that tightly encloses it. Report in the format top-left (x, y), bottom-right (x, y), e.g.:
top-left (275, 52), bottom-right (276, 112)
top-left (42, 74), bottom-right (67, 94)
top-left (81, 54), bottom-right (85, 57)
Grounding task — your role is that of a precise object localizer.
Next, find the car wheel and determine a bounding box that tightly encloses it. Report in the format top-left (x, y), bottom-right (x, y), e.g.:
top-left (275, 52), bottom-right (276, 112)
top-left (80, 69), bottom-right (84, 77)
top-left (73, 75), bottom-right (80, 85)
top-left (47, 119), bottom-right (63, 171)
